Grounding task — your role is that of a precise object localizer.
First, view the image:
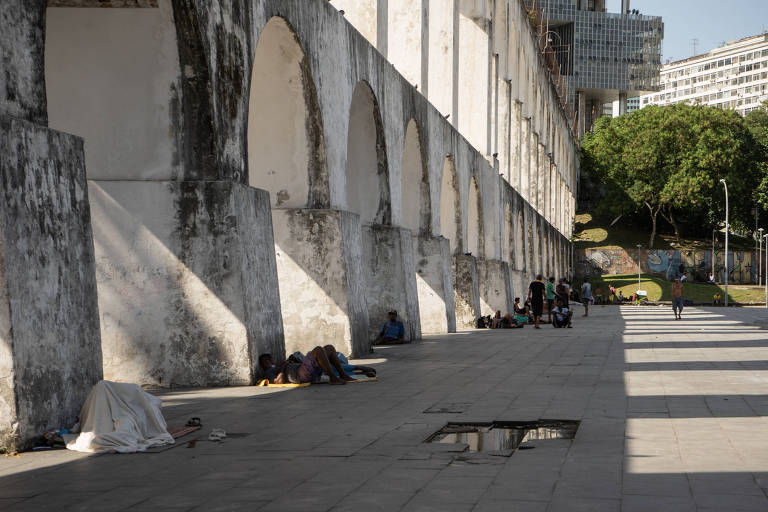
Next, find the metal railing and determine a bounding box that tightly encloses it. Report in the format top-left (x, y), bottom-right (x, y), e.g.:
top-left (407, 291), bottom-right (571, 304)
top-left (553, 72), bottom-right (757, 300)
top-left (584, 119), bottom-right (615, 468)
top-left (522, 0), bottom-right (577, 133)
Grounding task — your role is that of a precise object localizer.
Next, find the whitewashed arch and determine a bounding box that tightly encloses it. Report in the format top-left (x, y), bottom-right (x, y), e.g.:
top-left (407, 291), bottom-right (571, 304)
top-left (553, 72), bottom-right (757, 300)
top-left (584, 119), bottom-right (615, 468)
top-left (247, 16), bottom-right (328, 208)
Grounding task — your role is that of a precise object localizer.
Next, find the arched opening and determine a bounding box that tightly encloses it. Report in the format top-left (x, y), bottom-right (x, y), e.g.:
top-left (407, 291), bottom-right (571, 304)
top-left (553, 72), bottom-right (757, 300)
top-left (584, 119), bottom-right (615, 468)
top-left (467, 176), bottom-right (483, 257)
top-left (401, 119), bottom-right (430, 235)
top-left (346, 82), bottom-right (391, 225)
top-left (248, 16), bottom-right (328, 208)
top-left (439, 156), bottom-right (461, 252)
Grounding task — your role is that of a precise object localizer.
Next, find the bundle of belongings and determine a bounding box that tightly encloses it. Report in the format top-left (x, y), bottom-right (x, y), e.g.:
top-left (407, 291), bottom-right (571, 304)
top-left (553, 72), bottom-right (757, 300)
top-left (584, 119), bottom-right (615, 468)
top-left (63, 380), bottom-right (174, 453)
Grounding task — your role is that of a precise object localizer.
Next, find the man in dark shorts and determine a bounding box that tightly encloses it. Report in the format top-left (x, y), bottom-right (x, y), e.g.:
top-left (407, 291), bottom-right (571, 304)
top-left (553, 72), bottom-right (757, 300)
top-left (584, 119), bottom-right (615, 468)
top-left (258, 345), bottom-right (354, 385)
top-left (528, 274), bottom-right (546, 329)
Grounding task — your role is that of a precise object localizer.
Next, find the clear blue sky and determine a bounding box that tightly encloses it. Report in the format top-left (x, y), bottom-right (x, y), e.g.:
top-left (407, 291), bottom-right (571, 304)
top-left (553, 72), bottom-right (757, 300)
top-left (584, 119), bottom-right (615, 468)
top-left (605, 0), bottom-right (768, 63)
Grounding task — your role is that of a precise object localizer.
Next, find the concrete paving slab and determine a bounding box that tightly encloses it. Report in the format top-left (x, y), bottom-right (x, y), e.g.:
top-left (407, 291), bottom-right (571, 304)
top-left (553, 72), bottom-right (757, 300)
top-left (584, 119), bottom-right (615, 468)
top-left (4, 306), bottom-right (768, 510)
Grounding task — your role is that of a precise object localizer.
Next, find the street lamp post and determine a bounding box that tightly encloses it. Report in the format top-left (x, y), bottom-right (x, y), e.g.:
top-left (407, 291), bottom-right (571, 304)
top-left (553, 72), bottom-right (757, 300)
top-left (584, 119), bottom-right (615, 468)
top-left (720, 179), bottom-right (729, 307)
top-left (760, 228), bottom-right (765, 287)
top-left (712, 229), bottom-right (716, 281)
top-left (637, 244), bottom-right (642, 303)
top-left (764, 233), bottom-right (768, 309)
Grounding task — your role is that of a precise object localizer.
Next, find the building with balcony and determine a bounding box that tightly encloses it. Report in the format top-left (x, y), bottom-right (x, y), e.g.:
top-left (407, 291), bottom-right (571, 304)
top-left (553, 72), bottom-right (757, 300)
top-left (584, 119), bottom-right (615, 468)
top-left (640, 33), bottom-right (768, 116)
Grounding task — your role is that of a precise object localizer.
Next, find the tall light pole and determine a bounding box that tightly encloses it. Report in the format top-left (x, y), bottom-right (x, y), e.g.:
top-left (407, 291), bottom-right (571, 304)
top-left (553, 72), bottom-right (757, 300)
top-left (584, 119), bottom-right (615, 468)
top-left (720, 179), bottom-right (729, 307)
top-left (764, 233), bottom-right (768, 309)
top-left (760, 227), bottom-right (764, 286)
top-left (637, 244), bottom-right (642, 301)
top-left (712, 229), bottom-right (716, 281)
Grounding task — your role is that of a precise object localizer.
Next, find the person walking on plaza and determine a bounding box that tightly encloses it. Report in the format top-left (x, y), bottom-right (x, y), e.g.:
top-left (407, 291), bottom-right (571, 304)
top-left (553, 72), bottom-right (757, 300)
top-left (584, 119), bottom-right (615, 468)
top-left (528, 274), bottom-right (547, 329)
top-left (671, 277), bottom-right (685, 319)
top-left (581, 278), bottom-right (593, 317)
top-left (546, 277), bottom-right (556, 324)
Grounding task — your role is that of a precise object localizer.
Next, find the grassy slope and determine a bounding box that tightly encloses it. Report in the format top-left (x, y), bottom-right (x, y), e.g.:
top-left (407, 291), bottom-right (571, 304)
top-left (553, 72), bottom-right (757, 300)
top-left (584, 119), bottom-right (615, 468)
top-left (588, 273), bottom-right (765, 304)
top-left (574, 213), bottom-right (754, 251)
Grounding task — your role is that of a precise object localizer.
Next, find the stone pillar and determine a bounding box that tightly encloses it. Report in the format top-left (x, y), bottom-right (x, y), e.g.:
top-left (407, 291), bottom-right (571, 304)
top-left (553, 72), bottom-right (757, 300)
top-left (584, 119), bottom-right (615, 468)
top-left (0, 116), bottom-right (102, 452)
top-left (414, 235), bottom-right (456, 334)
top-left (452, 254), bottom-right (480, 328)
top-left (511, 101), bottom-right (522, 190)
top-left (92, 181), bottom-right (286, 387)
top-left (530, 132), bottom-right (539, 209)
top-left (577, 91), bottom-right (587, 138)
top-left (477, 259), bottom-right (513, 316)
top-left (272, 209), bottom-right (369, 356)
top-left (362, 224), bottom-right (421, 343)
top-left (521, 118), bottom-right (531, 201)
top-left (0, 1), bottom-right (47, 125)
top-left (538, 143), bottom-right (546, 214)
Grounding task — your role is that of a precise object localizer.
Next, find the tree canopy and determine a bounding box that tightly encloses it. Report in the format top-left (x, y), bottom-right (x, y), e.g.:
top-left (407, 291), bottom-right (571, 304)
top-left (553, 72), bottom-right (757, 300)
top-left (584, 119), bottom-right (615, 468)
top-left (581, 103), bottom-right (766, 248)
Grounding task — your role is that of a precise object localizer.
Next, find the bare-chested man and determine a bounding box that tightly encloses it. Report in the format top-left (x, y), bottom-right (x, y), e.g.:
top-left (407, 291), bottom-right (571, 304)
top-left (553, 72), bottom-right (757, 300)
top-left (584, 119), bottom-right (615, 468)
top-left (671, 277), bottom-right (684, 320)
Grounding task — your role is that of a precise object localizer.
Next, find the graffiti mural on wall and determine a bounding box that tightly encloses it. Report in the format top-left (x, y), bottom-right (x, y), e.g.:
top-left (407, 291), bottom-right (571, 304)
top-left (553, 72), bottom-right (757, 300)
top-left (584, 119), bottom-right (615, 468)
top-left (577, 248), bottom-right (756, 284)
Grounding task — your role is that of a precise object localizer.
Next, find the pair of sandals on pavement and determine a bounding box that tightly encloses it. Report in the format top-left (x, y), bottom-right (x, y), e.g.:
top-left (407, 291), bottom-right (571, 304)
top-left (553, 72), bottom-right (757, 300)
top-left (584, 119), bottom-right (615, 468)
top-left (185, 417), bottom-right (227, 441)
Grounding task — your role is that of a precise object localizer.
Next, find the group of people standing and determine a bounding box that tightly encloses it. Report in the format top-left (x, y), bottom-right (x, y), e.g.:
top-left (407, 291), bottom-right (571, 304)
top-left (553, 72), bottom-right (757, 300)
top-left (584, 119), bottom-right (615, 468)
top-left (527, 275), bottom-right (577, 329)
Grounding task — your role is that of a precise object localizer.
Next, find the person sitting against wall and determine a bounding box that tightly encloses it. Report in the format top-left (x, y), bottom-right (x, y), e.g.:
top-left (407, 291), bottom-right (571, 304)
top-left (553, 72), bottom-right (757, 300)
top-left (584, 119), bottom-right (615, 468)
top-left (374, 310), bottom-right (406, 345)
top-left (258, 346), bottom-right (354, 385)
top-left (513, 298), bottom-right (529, 325)
top-left (551, 299), bottom-right (573, 328)
top-left (491, 310), bottom-right (504, 328)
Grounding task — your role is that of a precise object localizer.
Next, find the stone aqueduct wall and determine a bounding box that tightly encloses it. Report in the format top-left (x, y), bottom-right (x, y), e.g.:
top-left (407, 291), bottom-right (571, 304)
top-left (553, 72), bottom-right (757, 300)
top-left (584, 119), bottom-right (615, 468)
top-left (0, 0), bottom-right (578, 450)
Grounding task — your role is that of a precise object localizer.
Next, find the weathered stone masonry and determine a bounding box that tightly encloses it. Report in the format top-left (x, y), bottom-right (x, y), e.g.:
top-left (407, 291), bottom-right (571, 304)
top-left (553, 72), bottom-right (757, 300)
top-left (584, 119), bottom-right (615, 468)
top-left (0, 0), bottom-right (578, 450)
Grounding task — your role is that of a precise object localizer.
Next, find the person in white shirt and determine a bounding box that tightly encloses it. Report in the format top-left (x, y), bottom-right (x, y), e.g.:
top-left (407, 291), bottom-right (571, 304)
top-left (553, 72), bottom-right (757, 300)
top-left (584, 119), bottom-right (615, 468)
top-left (552, 299), bottom-right (573, 328)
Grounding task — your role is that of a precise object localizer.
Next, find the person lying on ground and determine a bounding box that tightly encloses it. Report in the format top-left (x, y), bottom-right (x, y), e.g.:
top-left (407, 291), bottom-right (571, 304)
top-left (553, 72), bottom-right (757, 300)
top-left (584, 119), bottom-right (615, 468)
top-left (374, 310), bottom-right (406, 345)
top-left (332, 352), bottom-right (377, 378)
top-left (258, 346), bottom-right (354, 385)
top-left (476, 315), bottom-right (492, 328)
top-left (552, 299), bottom-right (573, 328)
top-left (287, 350), bottom-right (377, 378)
top-left (503, 312), bottom-right (524, 328)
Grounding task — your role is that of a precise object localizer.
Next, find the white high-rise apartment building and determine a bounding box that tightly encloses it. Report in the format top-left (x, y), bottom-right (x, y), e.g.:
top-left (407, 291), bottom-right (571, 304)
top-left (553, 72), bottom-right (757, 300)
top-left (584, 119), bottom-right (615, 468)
top-left (640, 33), bottom-right (768, 116)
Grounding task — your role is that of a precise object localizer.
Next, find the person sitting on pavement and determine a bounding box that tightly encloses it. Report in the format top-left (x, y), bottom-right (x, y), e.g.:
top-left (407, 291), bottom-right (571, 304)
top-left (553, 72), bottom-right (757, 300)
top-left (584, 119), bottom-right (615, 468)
top-left (491, 310), bottom-right (504, 328)
top-left (513, 297), bottom-right (529, 325)
top-left (551, 299), bottom-right (573, 328)
top-left (618, 291), bottom-right (626, 302)
top-left (258, 346), bottom-right (355, 385)
top-left (713, 292), bottom-right (722, 306)
top-left (374, 310), bottom-right (406, 345)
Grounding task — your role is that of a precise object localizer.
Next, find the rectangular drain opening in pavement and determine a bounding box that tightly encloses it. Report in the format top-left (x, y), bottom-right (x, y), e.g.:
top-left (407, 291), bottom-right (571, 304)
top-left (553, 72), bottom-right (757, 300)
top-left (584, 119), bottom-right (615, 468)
top-left (424, 420), bottom-right (580, 456)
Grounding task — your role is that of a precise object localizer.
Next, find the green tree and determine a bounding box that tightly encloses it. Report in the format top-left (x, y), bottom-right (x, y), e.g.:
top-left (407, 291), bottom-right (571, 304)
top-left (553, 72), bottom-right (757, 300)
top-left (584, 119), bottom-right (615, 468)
top-left (582, 104), bottom-right (762, 248)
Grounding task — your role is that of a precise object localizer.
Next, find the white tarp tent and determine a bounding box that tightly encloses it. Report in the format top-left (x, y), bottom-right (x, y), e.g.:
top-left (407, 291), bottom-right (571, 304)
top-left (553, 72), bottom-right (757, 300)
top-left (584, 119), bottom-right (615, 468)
top-left (64, 380), bottom-right (174, 453)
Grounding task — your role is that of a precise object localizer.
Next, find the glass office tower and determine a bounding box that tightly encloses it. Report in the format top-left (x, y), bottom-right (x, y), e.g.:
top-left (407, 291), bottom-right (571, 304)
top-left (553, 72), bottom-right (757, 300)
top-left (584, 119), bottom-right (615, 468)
top-left (543, 0), bottom-right (663, 135)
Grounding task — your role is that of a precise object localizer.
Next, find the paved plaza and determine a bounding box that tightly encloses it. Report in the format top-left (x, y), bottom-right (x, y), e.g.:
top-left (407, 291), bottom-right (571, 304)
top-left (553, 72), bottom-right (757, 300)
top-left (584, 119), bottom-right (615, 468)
top-left (3, 304), bottom-right (768, 511)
